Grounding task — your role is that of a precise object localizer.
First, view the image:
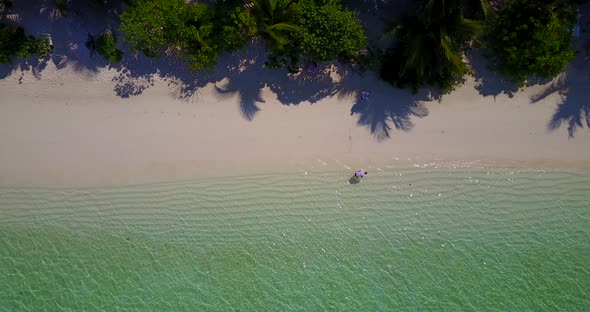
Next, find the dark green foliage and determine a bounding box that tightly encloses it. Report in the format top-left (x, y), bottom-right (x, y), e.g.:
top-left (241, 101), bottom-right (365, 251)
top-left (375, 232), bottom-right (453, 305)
top-left (380, 0), bottom-right (483, 93)
top-left (296, 0), bottom-right (367, 62)
top-left (247, 0), bottom-right (367, 69)
top-left (247, 0), bottom-right (301, 52)
top-left (213, 2), bottom-right (256, 52)
top-left (0, 23), bottom-right (52, 64)
top-left (491, 0), bottom-right (576, 84)
top-left (245, 0), bottom-right (302, 69)
top-left (461, 0), bottom-right (495, 21)
top-left (118, 0), bottom-right (368, 71)
top-left (95, 32), bottom-right (123, 63)
top-left (120, 0), bottom-right (192, 57)
top-left (119, 0), bottom-right (219, 69)
top-left (180, 11), bottom-right (218, 70)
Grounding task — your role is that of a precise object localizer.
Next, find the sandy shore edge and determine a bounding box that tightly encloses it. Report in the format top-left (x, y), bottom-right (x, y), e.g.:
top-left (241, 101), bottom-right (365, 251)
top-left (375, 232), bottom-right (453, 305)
top-left (1, 58), bottom-right (590, 187)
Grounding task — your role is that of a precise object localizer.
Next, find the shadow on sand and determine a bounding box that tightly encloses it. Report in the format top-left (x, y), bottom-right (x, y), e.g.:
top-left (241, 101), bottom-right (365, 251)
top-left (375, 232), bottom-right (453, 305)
top-left (345, 72), bottom-right (432, 141)
top-left (530, 60), bottom-right (590, 138)
top-left (106, 28), bottom-right (434, 138)
top-left (468, 47), bottom-right (559, 100)
top-left (0, 0), bottom-right (121, 79)
top-left (529, 10), bottom-right (590, 139)
top-left (0, 0), bottom-right (433, 140)
top-left (467, 49), bottom-right (520, 99)
top-left (467, 41), bottom-right (589, 138)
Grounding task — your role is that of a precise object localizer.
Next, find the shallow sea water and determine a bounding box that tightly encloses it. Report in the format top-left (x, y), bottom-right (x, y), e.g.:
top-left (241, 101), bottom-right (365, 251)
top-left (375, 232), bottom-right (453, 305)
top-left (1, 167), bottom-right (589, 310)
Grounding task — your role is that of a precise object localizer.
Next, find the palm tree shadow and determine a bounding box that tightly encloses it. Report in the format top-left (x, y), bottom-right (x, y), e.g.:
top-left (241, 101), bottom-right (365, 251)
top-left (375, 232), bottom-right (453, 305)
top-left (215, 77), bottom-right (265, 121)
top-left (467, 49), bottom-right (520, 99)
top-left (343, 72), bottom-right (432, 141)
top-left (267, 65), bottom-right (340, 105)
top-left (110, 44), bottom-right (250, 100)
top-left (210, 52), bottom-right (351, 120)
top-left (210, 47), bottom-right (271, 120)
top-left (352, 95), bottom-right (430, 141)
top-left (530, 21), bottom-right (590, 139)
top-left (531, 64), bottom-right (590, 138)
top-left (469, 48), bottom-right (565, 100)
top-left (2, 0), bottom-right (432, 131)
top-left (110, 37), bottom-right (342, 117)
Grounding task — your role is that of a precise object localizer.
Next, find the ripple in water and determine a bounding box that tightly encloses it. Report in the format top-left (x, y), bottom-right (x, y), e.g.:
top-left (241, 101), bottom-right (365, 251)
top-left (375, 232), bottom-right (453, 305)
top-left (0, 168), bottom-right (589, 310)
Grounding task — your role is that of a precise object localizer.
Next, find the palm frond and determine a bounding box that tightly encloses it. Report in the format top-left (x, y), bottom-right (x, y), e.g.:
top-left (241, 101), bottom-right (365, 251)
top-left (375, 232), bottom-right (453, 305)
top-left (381, 24), bottom-right (402, 41)
top-left (403, 34), bottom-right (428, 77)
top-left (458, 18), bottom-right (484, 36)
top-left (439, 33), bottom-right (465, 78)
top-left (267, 28), bottom-right (290, 46)
top-left (250, 0), bottom-right (274, 23)
top-left (478, 0), bottom-right (496, 20)
top-left (267, 22), bottom-right (299, 33)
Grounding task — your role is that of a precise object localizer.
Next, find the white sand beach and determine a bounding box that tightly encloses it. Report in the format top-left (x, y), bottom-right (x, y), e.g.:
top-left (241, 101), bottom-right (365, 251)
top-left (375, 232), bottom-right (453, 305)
top-left (1, 1), bottom-right (590, 187)
top-left (1, 56), bottom-right (589, 187)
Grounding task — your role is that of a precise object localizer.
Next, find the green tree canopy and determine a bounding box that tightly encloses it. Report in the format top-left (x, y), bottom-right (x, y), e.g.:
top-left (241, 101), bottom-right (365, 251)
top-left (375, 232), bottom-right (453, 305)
top-left (212, 1), bottom-right (257, 53)
top-left (295, 0), bottom-right (367, 62)
top-left (461, 0), bottom-right (495, 21)
top-left (119, 0), bottom-right (218, 69)
top-left (247, 0), bottom-right (301, 51)
top-left (0, 23), bottom-right (52, 64)
top-left (95, 32), bottom-right (123, 63)
top-left (491, 0), bottom-right (576, 84)
top-left (381, 0), bottom-right (483, 93)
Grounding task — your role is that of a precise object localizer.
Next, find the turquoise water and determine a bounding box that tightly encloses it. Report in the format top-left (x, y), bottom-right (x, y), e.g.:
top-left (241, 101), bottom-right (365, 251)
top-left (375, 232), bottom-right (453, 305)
top-left (1, 167), bottom-right (589, 310)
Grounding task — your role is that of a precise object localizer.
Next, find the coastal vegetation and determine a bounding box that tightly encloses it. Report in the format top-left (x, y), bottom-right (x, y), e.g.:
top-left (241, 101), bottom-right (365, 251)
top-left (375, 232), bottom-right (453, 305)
top-left (117, 0), bottom-right (367, 72)
top-left (379, 0), bottom-right (582, 92)
top-left (380, 0), bottom-right (484, 93)
top-left (95, 32), bottom-right (123, 63)
top-left (213, 1), bottom-right (256, 53)
top-left (119, 0), bottom-right (219, 69)
top-left (246, 0), bottom-right (301, 70)
top-left (491, 0), bottom-right (577, 85)
top-left (248, 0), bottom-right (300, 53)
top-left (296, 0), bottom-right (367, 62)
top-left (0, 0), bottom-right (585, 94)
top-left (0, 23), bottom-right (52, 64)
top-left (257, 0), bottom-right (367, 71)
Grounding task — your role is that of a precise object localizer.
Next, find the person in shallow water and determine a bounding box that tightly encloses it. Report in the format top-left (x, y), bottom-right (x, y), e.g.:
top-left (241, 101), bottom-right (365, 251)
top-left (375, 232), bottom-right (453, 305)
top-left (355, 170), bottom-right (367, 179)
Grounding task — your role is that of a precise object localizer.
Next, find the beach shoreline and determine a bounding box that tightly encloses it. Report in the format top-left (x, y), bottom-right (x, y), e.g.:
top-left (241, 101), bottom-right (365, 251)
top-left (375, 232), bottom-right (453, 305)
top-left (1, 0), bottom-right (589, 188)
top-left (2, 155), bottom-right (590, 188)
top-left (1, 58), bottom-right (590, 187)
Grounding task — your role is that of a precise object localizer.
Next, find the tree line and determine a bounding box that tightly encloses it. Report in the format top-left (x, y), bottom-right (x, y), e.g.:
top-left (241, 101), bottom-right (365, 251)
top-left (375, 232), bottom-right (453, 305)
top-left (0, 0), bottom-right (587, 94)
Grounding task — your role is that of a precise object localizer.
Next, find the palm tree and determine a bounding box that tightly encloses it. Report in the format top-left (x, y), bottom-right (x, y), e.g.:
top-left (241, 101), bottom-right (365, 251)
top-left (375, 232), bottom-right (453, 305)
top-left (461, 0), bottom-right (496, 21)
top-left (381, 0), bottom-right (484, 93)
top-left (246, 0), bottom-right (300, 49)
